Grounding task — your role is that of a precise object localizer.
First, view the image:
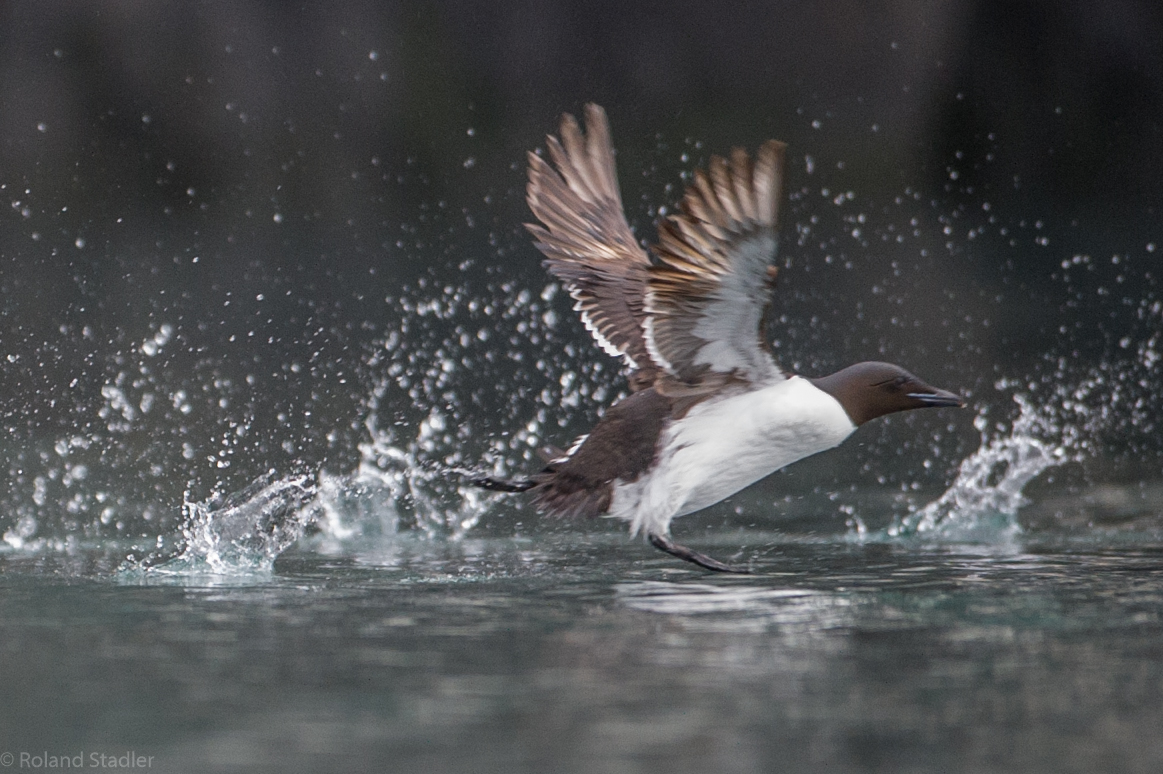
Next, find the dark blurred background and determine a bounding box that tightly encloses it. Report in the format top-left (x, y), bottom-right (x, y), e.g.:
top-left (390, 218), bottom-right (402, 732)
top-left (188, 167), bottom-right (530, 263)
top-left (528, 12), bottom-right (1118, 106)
top-left (1, 0), bottom-right (1161, 537)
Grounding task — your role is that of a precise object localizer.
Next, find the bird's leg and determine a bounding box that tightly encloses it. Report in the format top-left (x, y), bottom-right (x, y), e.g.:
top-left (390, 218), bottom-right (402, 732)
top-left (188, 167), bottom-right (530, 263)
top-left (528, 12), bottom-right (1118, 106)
top-left (648, 533), bottom-right (750, 574)
top-left (469, 475), bottom-right (535, 493)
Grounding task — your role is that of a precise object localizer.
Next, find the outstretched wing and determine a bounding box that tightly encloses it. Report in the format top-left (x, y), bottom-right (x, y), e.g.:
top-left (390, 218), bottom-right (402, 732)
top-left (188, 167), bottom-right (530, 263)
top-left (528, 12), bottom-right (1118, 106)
top-left (526, 104), bottom-right (657, 383)
top-left (645, 140), bottom-right (787, 392)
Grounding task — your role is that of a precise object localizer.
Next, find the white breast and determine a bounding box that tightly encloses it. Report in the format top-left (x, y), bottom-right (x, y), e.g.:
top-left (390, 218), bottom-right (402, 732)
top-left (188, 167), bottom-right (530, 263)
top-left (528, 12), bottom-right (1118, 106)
top-left (608, 376), bottom-right (856, 536)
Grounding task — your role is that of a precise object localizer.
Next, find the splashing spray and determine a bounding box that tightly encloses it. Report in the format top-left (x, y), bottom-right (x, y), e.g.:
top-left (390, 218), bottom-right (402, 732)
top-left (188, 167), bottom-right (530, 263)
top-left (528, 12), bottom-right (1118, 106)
top-left (145, 472), bottom-right (318, 575)
top-left (889, 393), bottom-right (1070, 540)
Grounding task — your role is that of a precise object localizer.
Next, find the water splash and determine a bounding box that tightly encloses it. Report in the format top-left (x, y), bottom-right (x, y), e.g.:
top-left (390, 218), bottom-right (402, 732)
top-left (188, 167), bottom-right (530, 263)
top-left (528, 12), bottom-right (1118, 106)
top-left (887, 394), bottom-right (1068, 541)
top-left (879, 360), bottom-right (1150, 542)
top-left (143, 472), bottom-right (318, 576)
top-left (2, 514), bottom-right (41, 551)
top-left (341, 279), bottom-right (612, 543)
top-left (299, 402), bottom-right (513, 557)
top-left (345, 409), bottom-right (497, 541)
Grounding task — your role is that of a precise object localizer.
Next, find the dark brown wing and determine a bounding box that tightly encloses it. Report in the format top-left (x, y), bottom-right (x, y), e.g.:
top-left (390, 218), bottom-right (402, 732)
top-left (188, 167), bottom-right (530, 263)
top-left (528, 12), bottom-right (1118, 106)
top-left (526, 104), bottom-right (658, 385)
top-left (645, 140), bottom-right (787, 392)
top-left (529, 387), bottom-right (670, 519)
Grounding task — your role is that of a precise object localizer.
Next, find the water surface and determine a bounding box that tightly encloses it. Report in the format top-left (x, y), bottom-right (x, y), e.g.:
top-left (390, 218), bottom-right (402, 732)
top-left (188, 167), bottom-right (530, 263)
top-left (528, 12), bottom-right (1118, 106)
top-left (2, 515), bottom-right (1162, 773)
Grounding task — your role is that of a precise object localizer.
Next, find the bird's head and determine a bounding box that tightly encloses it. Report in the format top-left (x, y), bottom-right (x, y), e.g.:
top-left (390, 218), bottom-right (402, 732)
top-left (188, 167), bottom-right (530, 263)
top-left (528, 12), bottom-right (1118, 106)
top-left (811, 361), bottom-right (964, 426)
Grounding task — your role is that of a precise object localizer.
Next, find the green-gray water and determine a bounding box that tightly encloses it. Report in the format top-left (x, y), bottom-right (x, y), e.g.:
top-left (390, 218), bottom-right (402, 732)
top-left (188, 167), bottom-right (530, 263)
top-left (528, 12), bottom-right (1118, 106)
top-left (3, 525), bottom-right (1162, 773)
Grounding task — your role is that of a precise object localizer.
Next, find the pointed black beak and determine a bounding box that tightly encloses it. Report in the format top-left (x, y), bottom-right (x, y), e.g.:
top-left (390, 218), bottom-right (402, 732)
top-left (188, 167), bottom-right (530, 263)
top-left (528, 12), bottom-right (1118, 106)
top-left (907, 388), bottom-right (965, 408)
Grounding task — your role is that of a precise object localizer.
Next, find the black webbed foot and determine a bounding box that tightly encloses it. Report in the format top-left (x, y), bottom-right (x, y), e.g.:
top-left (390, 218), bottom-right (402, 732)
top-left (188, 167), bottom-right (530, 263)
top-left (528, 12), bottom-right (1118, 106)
top-left (469, 475), bottom-right (535, 493)
top-left (648, 533), bottom-right (751, 574)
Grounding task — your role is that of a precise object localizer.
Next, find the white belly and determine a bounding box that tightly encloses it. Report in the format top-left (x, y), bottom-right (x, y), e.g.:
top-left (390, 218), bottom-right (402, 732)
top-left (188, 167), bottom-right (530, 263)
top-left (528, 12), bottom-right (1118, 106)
top-left (608, 376), bottom-right (856, 536)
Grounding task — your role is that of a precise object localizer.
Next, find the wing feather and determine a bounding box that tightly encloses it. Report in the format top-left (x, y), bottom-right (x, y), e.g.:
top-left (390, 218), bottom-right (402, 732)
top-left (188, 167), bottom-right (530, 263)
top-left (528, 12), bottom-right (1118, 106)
top-left (645, 140), bottom-right (788, 391)
top-left (526, 104), bottom-right (657, 384)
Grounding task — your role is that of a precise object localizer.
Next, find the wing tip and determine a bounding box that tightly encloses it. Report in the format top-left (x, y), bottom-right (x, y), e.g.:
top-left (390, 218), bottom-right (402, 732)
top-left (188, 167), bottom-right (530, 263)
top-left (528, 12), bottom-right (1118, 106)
top-left (582, 102), bottom-right (609, 126)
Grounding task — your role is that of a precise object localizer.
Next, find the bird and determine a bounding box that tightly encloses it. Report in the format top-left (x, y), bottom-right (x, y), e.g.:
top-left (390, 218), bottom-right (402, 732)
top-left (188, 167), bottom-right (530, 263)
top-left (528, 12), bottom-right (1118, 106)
top-left (474, 103), bottom-right (964, 572)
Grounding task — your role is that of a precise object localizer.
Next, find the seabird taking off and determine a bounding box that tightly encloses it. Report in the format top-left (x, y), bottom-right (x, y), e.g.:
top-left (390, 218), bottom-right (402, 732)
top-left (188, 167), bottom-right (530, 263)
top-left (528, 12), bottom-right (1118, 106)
top-left (475, 104), bottom-right (964, 572)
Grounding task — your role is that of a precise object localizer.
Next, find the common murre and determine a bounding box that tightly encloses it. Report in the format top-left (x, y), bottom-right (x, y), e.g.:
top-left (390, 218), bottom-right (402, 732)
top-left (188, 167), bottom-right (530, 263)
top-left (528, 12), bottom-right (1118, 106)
top-left (474, 104), bottom-right (964, 572)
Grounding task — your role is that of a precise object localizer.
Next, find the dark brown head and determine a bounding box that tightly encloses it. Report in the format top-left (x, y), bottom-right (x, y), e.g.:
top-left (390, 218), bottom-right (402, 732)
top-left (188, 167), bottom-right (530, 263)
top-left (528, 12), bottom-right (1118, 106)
top-left (810, 361), bottom-right (964, 426)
